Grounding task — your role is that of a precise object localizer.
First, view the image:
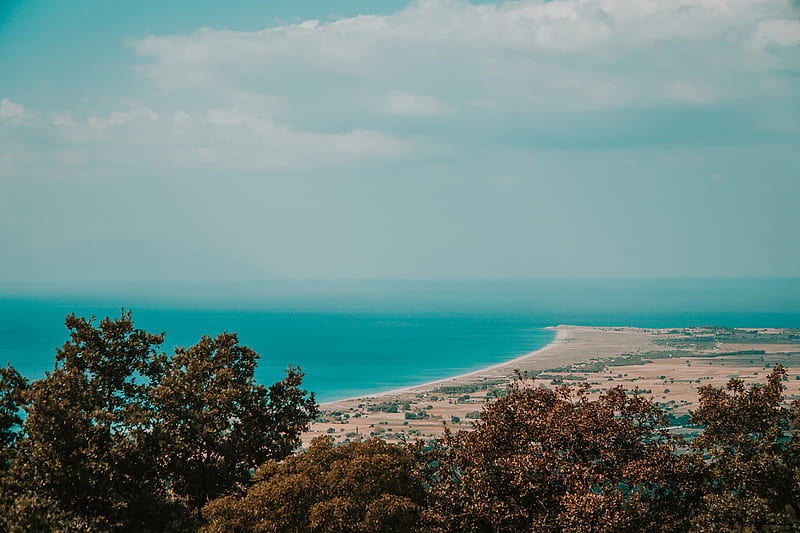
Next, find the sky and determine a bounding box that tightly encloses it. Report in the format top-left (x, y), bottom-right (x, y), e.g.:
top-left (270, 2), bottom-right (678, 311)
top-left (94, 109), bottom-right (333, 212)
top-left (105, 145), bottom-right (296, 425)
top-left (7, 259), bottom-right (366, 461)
top-left (1, 0), bottom-right (799, 282)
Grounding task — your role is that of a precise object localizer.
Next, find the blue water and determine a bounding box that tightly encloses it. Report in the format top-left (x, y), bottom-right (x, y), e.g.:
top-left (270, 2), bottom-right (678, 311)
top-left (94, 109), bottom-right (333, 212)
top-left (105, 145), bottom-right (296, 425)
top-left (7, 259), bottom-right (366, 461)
top-left (1, 279), bottom-right (798, 402)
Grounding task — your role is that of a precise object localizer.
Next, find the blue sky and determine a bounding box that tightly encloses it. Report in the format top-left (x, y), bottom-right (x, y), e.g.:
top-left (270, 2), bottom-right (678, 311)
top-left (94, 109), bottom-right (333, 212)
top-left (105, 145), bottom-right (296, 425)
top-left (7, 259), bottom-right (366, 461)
top-left (1, 0), bottom-right (799, 282)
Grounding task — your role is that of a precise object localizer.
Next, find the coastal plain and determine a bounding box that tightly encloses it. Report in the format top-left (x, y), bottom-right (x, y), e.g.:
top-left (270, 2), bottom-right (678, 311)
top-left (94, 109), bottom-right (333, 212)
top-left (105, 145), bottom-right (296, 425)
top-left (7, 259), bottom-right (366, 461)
top-left (303, 325), bottom-right (800, 445)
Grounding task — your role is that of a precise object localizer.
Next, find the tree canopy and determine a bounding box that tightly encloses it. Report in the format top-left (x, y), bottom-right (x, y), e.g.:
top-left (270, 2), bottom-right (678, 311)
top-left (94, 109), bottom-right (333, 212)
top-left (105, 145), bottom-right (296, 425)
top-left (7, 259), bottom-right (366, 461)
top-left (422, 380), bottom-right (703, 532)
top-left (689, 365), bottom-right (800, 531)
top-left (0, 311), bottom-right (317, 532)
top-left (1, 312), bottom-right (800, 532)
top-left (202, 436), bottom-right (427, 533)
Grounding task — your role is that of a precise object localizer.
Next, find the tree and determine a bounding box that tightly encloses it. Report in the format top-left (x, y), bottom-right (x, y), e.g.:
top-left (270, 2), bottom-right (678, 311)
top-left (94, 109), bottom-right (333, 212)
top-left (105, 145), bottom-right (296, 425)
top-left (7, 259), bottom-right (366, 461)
top-left (202, 436), bottom-right (426, 533)
top-left (0, 365), bottom-right (31, 530)
top-left (422, 379), bottom-right (701, 532)
top-left (689, 365), bottom-right (800, 531)
top-left (0, 364), bottom-right (26, 470)
top-left (0, 311), bottom-right (317, 532)
top-left (5, 311), bottom-right (181, 531)
top-left (151, 333), bottom-right (318, 510)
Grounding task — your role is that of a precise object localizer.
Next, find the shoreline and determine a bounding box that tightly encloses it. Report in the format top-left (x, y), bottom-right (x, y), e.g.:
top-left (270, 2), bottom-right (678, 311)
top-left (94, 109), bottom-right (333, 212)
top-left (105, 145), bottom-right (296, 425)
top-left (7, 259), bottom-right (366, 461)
top-left (322, 326), bottom-right (567, 406)
top-left (306, 325), bottom-right (800, 445)
top-left (319, 324), bottom-right (667, 410)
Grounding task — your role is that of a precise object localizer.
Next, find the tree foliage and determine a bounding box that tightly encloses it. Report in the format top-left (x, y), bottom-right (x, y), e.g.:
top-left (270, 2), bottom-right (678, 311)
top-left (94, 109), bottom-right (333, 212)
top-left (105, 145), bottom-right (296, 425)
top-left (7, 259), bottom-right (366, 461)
top-left (689, 364), bottom-right (800, 531)
top-left (152, 333), bottom-right (318, 509)
top-left (8, 312), bottom-right (171, 531)
top-left (201, 436), bottom-right (427, 533)
top-left (0, 365), bottom-right (26, 469)
top-left (3, 312), bottom-right (800, 532)
top-left (421, 380), bottom-right (702, 532)
top-left (0, 311), bottom-right (317, 532)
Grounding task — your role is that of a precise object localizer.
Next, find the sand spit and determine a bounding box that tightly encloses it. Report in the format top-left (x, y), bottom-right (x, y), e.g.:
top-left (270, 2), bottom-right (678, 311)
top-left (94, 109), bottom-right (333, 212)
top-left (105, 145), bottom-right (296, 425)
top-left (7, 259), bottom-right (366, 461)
top-left (303, 325), bottom-right (800, 445)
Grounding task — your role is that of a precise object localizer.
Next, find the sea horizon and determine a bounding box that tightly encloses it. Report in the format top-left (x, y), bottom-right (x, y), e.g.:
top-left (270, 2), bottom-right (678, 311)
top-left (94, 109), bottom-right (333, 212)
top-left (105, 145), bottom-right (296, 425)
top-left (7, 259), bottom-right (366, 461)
top-left (2, 278), bottom-right (799, 402)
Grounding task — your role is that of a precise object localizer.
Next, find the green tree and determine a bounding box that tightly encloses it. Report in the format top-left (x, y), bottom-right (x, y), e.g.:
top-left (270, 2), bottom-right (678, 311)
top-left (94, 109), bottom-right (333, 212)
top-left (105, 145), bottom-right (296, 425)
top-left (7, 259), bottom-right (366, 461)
top-left (422, 380), bottom-right (701, 532)
top-left (0, 311), bottom-right (317, 532)
top-left (151, 333), bottom-right (318, 511)
top-left (201, 436), bottom-right (427, 533)
top-left (689, 365), bottom-right (800, 531)
top-left (0, 364), bottom-right (31, 530)
top-left (0, 364), bottom-right (26, 470)
top-left (5, 312), bottom-right (181, 531)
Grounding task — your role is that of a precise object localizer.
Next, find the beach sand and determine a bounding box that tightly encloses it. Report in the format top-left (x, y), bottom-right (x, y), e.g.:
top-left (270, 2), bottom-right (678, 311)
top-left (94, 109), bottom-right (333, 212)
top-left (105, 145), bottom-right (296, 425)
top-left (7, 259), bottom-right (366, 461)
top-left (303, 325), bottom-right (800, 445)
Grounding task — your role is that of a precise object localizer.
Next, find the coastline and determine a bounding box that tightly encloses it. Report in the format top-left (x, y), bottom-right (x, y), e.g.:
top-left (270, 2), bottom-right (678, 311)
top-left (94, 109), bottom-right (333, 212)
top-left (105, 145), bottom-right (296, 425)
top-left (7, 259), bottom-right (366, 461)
top-left (323, 326), bottom-right (568, 405)
top-left (305, 324), bottom-right (800, 445)
top-left (319, 324), bottom-right (663, 410)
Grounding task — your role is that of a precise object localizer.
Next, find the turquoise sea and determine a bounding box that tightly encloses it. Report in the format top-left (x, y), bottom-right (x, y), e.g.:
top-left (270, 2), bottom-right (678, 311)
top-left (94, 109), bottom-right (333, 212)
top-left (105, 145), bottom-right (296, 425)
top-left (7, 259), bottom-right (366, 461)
top-left (1, 279), bottom-right (799, 402)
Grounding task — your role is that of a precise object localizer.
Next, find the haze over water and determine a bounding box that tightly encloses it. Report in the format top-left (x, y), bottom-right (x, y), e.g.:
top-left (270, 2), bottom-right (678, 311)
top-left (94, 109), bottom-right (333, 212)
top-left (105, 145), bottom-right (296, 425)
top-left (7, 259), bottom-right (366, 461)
top-left (3, 3), bottom-right (798, 403)
top-left (2, 279), bottom-right (798, 402)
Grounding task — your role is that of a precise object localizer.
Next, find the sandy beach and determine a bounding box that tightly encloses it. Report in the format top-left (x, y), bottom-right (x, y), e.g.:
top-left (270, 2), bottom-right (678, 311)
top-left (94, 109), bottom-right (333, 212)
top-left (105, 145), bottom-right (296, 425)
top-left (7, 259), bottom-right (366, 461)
top-left (303, 325), bottom-right (800, 445)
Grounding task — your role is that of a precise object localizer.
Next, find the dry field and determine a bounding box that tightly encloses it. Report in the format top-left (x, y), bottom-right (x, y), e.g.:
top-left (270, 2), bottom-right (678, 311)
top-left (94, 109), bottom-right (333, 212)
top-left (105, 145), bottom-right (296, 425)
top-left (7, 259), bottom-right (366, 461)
top-left (303, 325), bottom-right (800, 445)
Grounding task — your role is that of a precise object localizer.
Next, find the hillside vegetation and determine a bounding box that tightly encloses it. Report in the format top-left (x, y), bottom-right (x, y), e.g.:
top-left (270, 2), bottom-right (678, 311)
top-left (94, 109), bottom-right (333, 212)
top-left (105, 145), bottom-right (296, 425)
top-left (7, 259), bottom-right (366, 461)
top-left (1, 313), bottom-right (799, 532)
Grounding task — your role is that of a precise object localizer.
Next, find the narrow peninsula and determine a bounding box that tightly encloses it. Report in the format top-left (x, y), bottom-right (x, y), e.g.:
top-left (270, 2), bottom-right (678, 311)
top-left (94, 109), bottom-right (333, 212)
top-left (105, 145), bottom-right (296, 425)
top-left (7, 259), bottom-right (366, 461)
top-left (305, 325), bottom-right (800, 444)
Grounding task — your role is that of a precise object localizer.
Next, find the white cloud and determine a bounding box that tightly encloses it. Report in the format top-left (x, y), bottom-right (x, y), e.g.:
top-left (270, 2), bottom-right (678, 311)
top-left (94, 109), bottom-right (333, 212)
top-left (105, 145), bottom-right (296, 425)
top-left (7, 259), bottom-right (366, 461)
top-left (188, 106), bottom-right (408, 165)
top-left (381, 91), bottom-right (451, 116)
top-left (749, 18), bottom-right (800, 49)
top-left (50, 112), bottom-right (75, 127)
top-left (298, 20), bottom-right (320, 30)
top-left (0, 98), bottom-right (34, 121)
top-left (87, 108), bottom-right (160, 130)
top-left (4, 0), bottom-right (799, 180)
top-left (172, 110), bottom-right (192, 127)
top-left (0, 102), bottom-right (410, 178)
top-left (129, 0), bottom-right (799, 115)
